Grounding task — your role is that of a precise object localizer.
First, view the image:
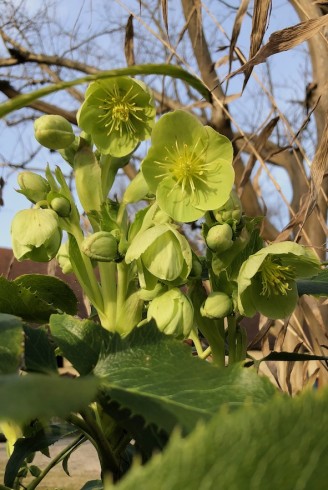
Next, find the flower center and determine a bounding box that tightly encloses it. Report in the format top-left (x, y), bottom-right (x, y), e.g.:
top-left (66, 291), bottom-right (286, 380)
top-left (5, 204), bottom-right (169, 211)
top-left (97, 85), bottom-right (143, 137)
top-left (155, 139), bottom-right (211, 200)
top-left (259, 256), bottom-right (295, 297)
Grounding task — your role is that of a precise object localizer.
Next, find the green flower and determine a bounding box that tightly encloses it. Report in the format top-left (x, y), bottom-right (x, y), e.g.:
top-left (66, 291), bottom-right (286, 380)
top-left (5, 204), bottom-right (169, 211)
top-left (125, 223), bottom-right (192, 287)
top-left (77, 77), bottom-right (156, 157)
top-left (141, 110), bottom-right (234, 222)
top-left (56, 242), bottom-right (73, 274)
top-left (147, 288), bottom-right (194, 338)
top-left (237, 242), bottom-right (321, 319)
top-left (11, 208), bottom-right (62, 262)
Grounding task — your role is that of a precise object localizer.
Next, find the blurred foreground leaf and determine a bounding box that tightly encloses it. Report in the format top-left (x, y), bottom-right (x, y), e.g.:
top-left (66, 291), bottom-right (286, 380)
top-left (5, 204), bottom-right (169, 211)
top-left (111, 388), bottom-right (328, 490)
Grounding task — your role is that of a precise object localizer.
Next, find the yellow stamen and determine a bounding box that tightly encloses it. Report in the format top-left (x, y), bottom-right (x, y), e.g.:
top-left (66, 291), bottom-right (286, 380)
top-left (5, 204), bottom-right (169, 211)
top-left (97, 84), bottom-right (144, 137)
top-left (259, 256), bottom-right (295, 297)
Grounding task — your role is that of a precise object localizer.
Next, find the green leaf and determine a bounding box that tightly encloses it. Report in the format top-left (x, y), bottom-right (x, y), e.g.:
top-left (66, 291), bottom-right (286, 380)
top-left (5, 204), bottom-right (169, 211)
top-left (0, 374), bottom-right (98, 423)
top-left (0, 276), bottom-right (58, 323)
top-left (24, 325), bottom-right (58, 374)
top-left (14, 274), bottom-right (78, 315)
top-left (4, 425), bottom-right (78, 488)
top-left (245, 350), bottom-right (328, 367)
top-left (0, 64), bottom-right (211, 119)
top-left (50, 314), bottom-right (110, 375)
top-left (110, 389), bottom-right (328, 490)
top-left (95, 323), bottom-right (276, 435)
top-left (297, 268), bottom-right (328, 296)
top-left (0, 314), bottom-right (23, 374)
top-left (80, 481), bottom-right (103, 490)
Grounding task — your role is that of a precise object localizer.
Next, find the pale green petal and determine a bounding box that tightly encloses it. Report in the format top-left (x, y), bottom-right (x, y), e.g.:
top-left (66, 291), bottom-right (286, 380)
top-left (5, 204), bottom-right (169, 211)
top-left (252, 275), bottom-right (298, 319)
top-left (142, 233), bottom-right (183, 281)
top-left (156, 177), bottom-right (204, 222)
top-left (125, 224), bottom-right (170, 263)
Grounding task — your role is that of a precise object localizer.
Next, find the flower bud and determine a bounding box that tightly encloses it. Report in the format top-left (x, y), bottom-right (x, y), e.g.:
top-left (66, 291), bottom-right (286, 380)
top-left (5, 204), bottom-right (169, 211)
top-left (17, 171), bottom-right (50, 203)
top-left (200, 292), bottom-right (233, 319)
top-left (56, 242), bottom-right (73, 274)
top-left (50, 196), bottom-right (71, 217)
top-left (34, 115), bottom-right (75, 150)
top-left (213, 190), bottom-right (242, 225)
top-left (206, 223), bottom-right (233, 253)
top-left (147, 288), bottom-right (194, 339)
top-left (11, 208), bottom-right (62, 262)
top-left (81, 231), bottom-right (120, 262)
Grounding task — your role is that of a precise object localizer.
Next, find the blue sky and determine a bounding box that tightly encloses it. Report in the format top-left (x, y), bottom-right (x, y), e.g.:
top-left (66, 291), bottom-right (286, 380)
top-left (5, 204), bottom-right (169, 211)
top-left (0, 0), bottom-right (311, 248)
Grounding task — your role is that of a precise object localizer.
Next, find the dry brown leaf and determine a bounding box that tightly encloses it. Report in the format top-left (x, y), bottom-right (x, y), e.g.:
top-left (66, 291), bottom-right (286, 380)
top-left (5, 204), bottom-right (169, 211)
top-left (161, 0), bottom-right (168, 34)
top-left (230, 14), bottom-right (328, 84)
top-left (124, 15), bottom-right (135, 66)
top-left (275, 108), bottom-right (328, 242)
top-left (243, 0), bottom-right (272, 89)
top-left (239, 116), bottom-right (279, 190)
top-left (229, 0), bottom-right (250, 73)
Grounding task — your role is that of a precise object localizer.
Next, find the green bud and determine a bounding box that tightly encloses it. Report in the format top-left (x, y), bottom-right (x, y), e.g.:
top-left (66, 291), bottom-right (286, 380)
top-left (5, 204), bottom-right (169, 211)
top-left (11, 208), bottom-right (62, 262)
top-left (34, 115), bottom-right (75, 150)
top-left (50, 196), bottom-right (71, 217)
top-left (200, 292), bottom-right (233, 319)
top-left (56, 241), bottom-right (73, 274)
top-left (206, 223), bottom-right (233, 253)
top-left (147, 288), bottom-right (194, 339)
top-left (17, 171), bottom-right (50, 203)
top-left (213, 190), bottom-right (242, 225)
top-left (81, 231), bottom-right (119, 262)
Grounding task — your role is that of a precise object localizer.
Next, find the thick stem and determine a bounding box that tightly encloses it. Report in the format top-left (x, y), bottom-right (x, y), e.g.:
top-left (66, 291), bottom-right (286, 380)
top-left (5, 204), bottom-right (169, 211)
top-left (98, 261), bottom-right (117, 330)
top-left (227, 316), bottom-right (237, 364)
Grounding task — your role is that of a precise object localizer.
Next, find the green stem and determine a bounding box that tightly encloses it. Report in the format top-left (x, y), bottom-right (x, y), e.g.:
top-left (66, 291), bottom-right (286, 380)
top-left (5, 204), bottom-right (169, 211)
top-left (227, 316), bottom-right (237, 364)
top-left (80, 407), bottom-right (120, 476)
top-left (235, 325), bottom-right (247, 362)
top-left (98, 261), bottom-right (117, 330)
top-left (199, 346), bottom-right (212, 360)
top-left (189, 330), bottom-right (204, 357)
top-left (68, 223), bottom-right (104, 313)
top-left (26, 436), bottom-right (85, 490)
top-left (116, 261), bottom-right (129, 324)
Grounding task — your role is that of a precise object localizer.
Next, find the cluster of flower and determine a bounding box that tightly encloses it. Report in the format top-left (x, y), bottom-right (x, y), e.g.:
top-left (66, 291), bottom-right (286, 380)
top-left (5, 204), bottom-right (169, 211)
top-left (11, 76), bottom-right (321, 340)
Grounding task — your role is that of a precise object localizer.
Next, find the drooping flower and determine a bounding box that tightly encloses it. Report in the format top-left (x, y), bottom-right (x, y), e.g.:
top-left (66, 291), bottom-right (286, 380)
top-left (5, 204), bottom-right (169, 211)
top-left (147, 288), bottom-right (194, 338)
top-left (237, 242), bottom-right (321, 319)
top-left (77, 77), bottom-right (156, 157)
top-left (141, 110), bottom-right (234, 222)
top-left (11, 208), bottom-right (62, 262)
top-left (125, 223), bottom-right (192, 288)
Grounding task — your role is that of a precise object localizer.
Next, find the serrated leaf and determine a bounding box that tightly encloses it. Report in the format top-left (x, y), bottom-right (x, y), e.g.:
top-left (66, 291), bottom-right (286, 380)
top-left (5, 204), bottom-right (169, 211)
top-left (50, 314), bottom-right (111, 375)
top-left (14, 274), bottom-right (78, 315)
top-left (110, 389), bottom-right (328, 490)
top-left (24, 325), bottom-right (57, 374)
top-left (0, 314), bottom-right (23, 374)
top-left (0, 276), bottom-right (58, 323)
top-left (0, 374), bottom-right (98, 424)
top-left (95, 323), bottom-right (276, 435)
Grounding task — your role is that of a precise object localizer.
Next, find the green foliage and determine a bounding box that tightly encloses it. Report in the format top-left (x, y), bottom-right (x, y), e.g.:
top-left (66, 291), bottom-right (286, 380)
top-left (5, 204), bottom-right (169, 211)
top-left (0, 375), bottom-right (98, 423)
top-left (110, 388), bottom-right (328, 490)
top-left (0, 314), bottom-right (23, 374)
top-left (94, 323), bottom-right (276, 435)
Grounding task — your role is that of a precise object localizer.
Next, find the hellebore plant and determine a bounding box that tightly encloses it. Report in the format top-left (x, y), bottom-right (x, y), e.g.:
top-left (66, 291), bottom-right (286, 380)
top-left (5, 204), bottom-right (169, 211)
top-left (2, 73), bottom-right (325, 489)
